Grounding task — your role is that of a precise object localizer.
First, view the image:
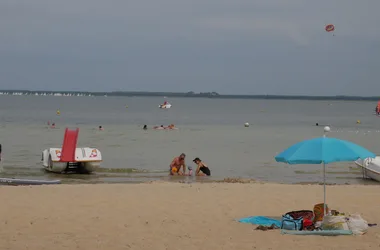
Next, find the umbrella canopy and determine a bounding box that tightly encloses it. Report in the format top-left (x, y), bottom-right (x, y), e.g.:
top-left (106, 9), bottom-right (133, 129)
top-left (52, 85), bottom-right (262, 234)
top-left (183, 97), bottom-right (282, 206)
top-left (275, 136), bottom-right (375, 216)
top-left (275, 137), bottom-right (376, 164)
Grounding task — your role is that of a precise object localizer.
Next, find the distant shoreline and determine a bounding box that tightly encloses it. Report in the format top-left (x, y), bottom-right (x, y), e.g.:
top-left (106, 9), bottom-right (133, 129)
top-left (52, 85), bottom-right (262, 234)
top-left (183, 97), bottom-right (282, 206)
top-left (1, 89), bottom-right (379, 101)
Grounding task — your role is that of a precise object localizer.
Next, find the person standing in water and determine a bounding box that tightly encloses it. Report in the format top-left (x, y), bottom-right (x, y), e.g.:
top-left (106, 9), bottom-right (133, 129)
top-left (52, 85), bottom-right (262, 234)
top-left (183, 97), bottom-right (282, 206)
top-left (170, 153), bottom-right (186, 175)
top-left (193, 157), bottom-right (211, 176)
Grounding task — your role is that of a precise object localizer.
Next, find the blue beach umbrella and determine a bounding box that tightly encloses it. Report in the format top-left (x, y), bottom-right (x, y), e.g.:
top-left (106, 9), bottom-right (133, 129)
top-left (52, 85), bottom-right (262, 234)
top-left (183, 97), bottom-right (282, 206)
top-left (275, 127), bottom-right (375, 215)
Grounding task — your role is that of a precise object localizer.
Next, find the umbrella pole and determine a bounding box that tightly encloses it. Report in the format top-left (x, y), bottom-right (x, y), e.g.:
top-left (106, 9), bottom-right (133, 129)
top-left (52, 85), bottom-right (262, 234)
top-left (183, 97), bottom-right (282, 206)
top-left (323, 162), bottom-right (326, 217)
top-left (323, 130), bottom-right (327, 217)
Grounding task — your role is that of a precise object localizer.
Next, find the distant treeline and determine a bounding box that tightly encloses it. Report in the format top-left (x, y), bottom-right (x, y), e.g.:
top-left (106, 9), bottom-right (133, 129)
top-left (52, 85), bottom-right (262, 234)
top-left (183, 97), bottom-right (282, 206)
top-left (1, 90), bottom-right (380, 101)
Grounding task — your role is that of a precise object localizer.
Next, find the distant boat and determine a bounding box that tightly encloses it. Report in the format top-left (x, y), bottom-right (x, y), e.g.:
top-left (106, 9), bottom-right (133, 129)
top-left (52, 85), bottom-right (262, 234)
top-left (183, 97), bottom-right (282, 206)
top-left (158, 100), bottom-right (171, 109)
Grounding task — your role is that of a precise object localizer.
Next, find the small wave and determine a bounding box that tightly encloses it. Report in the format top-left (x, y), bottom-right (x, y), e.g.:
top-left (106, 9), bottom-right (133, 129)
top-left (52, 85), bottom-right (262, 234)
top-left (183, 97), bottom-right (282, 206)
top-left (96, 168), bottom-right (167, 174)
top-left (97, 168), bottom-right (143, 173)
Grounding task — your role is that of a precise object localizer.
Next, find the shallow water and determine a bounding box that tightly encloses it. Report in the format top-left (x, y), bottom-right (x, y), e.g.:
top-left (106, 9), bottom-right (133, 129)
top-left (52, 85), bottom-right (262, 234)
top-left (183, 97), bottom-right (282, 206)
top-left (0, 95), bottom-right (380, 184)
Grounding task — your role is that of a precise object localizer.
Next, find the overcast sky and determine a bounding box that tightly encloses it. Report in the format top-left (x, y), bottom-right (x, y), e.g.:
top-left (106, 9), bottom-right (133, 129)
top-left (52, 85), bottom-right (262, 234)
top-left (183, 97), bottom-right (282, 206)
top-left (0, 0), bottom-right (379, 95)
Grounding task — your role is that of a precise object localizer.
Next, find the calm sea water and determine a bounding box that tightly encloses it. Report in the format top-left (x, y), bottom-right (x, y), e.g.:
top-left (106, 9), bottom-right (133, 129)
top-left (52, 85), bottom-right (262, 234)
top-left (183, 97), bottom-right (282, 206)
top-left (1, 95), bottom-right (380, 184)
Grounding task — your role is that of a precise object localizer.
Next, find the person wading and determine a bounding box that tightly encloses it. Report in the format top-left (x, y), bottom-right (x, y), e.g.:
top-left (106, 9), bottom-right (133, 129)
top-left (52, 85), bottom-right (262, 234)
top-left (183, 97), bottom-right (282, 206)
top-left (170, 153), bottom-right (186, 175)
top-left (193, 157), bottom-right (211, 176)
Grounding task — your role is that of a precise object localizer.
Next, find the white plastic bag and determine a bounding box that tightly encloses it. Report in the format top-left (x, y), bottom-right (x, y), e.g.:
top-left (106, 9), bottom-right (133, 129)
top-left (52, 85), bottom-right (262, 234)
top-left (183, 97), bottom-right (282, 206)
top-left (322, 215), bottom-right (349, 230)
top-left (347, 214), bottom-right (368, 235)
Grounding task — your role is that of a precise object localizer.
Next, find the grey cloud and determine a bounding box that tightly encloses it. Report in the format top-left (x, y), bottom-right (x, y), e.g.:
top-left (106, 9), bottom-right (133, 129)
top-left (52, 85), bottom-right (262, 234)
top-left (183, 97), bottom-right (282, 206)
top-left (0, 0), bottom-right (379, 95)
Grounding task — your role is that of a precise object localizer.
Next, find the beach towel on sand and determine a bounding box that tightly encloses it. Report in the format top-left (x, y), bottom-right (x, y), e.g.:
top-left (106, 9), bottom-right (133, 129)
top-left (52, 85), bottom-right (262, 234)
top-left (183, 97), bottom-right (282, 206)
top-left (238, 216), bottom-right (281, 228)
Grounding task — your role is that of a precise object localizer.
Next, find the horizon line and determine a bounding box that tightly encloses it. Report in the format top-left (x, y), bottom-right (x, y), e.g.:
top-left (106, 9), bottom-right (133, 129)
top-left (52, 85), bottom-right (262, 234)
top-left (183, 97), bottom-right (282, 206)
top-left (0, 89), bottom-right (379, 101)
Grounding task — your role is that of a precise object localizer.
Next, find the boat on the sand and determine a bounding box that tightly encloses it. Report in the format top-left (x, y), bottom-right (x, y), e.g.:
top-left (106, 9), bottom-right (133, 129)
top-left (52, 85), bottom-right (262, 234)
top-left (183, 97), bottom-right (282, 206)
top-left (355, 157), bottom-right (380, 182)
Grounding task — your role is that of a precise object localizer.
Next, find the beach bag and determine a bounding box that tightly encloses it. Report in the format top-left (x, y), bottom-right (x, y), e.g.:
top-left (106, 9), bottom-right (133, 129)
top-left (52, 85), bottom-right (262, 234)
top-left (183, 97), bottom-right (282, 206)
top-left (347, 214), bottom-right (368, 235)
top-left (281, 210), bottom-right (313, 231)
top-left (281, 210), bottom-right (314, 231)
top-left (281, 214), bottom-right (303, 230)
top-left (286, 210), bottom-right (314, 221)
top-left (303, 219), bottom-right (313, 228)
top-left (322, 215), bottom-right (349, 231)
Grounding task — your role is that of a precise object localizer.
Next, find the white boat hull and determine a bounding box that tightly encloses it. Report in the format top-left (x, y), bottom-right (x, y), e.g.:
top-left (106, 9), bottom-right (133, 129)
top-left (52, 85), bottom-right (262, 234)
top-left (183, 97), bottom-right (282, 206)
top-left (159, 103), bottom-right (172, 109)
top-left (42, 147), bottom-right (102, 174)
top-left (355, 157), bottom-right (380, 182)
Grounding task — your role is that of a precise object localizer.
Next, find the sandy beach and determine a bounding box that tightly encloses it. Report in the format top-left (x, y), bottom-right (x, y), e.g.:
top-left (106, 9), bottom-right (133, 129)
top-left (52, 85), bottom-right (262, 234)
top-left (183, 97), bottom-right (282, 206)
top-left (0, 182), bottom-right (379, 250)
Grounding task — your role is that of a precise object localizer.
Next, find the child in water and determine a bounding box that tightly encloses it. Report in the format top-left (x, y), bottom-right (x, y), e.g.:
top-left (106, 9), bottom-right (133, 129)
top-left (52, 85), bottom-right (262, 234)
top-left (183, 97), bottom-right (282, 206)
top-left (188, 166), bottom-right (193, 176)
top-left (193, 157), bottom-right (211, 176)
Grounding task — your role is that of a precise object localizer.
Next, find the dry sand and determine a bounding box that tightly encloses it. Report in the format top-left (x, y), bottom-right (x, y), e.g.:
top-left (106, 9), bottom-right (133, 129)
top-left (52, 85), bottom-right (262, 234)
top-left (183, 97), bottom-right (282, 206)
top-left (1, 182), bottom-right (380, 250)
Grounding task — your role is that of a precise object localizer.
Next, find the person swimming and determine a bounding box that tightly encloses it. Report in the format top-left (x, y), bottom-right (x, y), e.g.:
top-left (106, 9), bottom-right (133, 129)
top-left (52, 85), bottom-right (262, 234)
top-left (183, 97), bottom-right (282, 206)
top-left (99, 125), bottom-right (104, 131)
top-left (143, 125), bottom-right (147, 130)
top-left (193, 157), bottom-right (211, 176)
top-left (51, 123), bottom-right (56, 128)
top-left (153, 125), bottom-right (164, 129)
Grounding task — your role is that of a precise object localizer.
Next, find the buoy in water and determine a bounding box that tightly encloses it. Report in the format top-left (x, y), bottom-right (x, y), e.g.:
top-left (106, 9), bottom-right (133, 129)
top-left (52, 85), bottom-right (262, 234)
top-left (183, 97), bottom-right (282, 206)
top-left (244, 122), bottom-right (249, 127)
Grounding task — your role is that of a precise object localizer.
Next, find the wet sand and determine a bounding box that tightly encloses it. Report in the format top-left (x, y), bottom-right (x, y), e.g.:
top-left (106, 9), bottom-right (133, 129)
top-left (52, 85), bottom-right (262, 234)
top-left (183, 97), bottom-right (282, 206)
top-left (1, 182), bottom-right (380, 250)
